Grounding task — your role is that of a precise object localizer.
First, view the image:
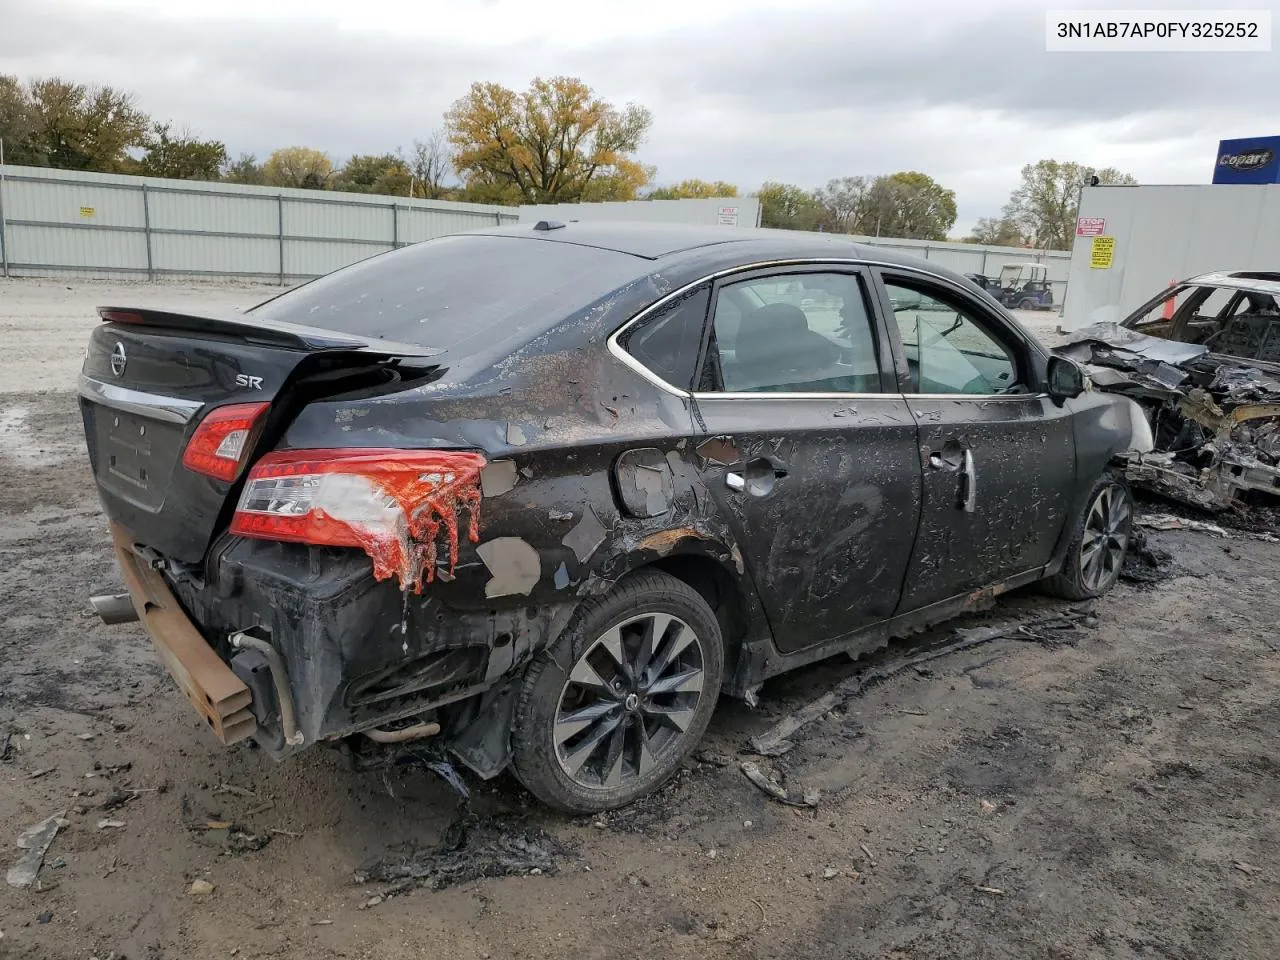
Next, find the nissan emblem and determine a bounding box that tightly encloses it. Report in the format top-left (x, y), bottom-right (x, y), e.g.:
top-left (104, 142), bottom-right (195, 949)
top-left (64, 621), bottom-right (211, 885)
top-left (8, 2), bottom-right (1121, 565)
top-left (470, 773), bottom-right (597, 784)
top-left (110, 341), bottom-right (127, 377)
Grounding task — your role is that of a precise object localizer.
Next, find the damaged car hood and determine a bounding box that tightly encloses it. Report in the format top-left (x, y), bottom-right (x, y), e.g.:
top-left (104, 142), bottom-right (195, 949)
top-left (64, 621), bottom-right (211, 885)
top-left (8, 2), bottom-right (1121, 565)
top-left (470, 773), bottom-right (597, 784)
top-left (1056, 322), bottom-right (1280, 511)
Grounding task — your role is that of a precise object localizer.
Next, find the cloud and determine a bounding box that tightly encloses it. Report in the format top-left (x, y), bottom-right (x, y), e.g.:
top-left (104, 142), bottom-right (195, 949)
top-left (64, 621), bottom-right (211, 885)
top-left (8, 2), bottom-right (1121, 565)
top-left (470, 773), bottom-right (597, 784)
top-left (2, 0), bottom-right (1275, 234)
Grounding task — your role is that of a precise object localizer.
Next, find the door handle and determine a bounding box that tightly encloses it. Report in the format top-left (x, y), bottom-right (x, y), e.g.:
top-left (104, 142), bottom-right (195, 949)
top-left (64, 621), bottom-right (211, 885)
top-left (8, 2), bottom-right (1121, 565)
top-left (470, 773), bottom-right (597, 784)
top-left (960, 448), bottom-right (976, 513)
top-left (726, 472), bottom-right (745, 491)
top-left (928, 452), bottom-right (944, 470)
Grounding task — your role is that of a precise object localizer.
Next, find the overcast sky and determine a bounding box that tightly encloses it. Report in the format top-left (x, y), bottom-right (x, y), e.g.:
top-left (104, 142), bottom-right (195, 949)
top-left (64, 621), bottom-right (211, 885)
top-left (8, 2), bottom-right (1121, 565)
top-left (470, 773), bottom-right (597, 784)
top-left (2, 0), bottom-right (1276, 234)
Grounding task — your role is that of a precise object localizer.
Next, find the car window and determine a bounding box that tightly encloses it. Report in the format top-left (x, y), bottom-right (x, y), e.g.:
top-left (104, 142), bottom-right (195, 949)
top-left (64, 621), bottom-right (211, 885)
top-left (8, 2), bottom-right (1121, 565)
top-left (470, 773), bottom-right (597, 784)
top-left (1229, 291), bottom-right (1280, 317)
top-left (884, 280), bottom-right (1020, 395)
top-left (1195, 287), bottom-right (1236, 318)
top-left (618, 286), bottom-right (710, 390)
top-left (250, 234), bottom-right (645, 353)
top-left (703, 272), bottom-right (881, 394)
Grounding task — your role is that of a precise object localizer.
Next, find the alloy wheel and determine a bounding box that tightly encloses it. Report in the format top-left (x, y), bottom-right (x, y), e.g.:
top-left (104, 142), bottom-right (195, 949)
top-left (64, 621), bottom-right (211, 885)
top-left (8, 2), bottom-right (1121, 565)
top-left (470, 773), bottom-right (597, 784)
top-left (1080, 482), bottom-right (1131, 592)
top-left (554, 613), bottom-right (705, 790)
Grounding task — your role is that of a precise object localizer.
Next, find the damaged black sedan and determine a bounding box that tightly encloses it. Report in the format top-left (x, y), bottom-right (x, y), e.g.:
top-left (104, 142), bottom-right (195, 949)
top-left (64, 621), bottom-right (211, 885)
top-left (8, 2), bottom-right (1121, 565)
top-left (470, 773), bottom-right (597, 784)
top-left (81, 222), bottom-right (1151, 812)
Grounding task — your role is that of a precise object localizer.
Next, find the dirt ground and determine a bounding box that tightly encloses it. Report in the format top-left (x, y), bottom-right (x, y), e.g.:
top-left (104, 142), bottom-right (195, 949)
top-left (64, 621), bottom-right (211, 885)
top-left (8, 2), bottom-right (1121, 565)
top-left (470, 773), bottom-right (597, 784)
top-left (2, 280), bottom-right (1278, 960)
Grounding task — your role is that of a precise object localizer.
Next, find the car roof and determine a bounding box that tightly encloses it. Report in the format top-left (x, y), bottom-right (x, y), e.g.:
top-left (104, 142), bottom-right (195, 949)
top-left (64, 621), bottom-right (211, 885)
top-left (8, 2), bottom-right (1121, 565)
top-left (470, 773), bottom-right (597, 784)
top-left (472, 219), bottom-right (927, 266)
top-left (1186, 271), bottom-right (1280, 296)
top-left (467, 220), bottom-right (986, 290)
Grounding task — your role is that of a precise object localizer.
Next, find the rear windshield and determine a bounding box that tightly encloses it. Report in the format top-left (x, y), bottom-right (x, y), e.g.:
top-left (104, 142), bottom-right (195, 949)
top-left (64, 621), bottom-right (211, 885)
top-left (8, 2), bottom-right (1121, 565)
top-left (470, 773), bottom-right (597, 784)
top-left (249, 234), bottom-right (645, 353)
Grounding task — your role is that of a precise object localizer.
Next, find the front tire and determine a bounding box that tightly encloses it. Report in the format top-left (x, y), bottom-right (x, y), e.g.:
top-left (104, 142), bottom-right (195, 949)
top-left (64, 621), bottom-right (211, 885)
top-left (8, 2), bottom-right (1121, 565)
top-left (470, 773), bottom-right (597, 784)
top-left (1045, 470), bottom-right (1133, 600)
top-left (511, 570), bottom-right (724, 813)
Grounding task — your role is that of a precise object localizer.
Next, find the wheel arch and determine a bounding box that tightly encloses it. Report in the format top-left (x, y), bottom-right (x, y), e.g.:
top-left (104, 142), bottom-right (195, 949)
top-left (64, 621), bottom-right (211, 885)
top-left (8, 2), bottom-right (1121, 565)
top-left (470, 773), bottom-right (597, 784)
top-left (607, 539), bottom-right (766, 686)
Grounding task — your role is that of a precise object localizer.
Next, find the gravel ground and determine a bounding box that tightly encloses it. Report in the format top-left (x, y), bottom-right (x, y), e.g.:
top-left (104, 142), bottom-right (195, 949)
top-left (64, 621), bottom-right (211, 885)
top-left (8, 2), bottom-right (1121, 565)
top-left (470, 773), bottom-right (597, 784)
top-left (1, 280), bottom-right (1276, 960)
top-left (0, 278), bottom-right (276, 394)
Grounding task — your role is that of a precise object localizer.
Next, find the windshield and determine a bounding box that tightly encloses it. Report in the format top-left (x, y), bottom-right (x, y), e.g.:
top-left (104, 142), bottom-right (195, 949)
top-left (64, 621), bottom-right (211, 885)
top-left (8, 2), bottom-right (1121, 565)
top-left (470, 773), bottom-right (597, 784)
top-left (250, 234), bottom-right (645, 354)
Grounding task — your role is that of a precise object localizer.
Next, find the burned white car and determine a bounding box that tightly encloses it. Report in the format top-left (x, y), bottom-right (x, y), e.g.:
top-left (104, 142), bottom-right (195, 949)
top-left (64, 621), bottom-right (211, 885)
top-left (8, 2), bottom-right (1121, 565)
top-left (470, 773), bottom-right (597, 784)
top-left (1058, 272), bottom-right (1280, 511)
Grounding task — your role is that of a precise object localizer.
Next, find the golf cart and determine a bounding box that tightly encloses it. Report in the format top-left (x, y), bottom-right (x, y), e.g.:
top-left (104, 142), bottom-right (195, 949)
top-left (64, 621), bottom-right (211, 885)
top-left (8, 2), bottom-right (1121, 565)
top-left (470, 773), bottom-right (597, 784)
top-left (998, 263), bottom-right (1054, 310)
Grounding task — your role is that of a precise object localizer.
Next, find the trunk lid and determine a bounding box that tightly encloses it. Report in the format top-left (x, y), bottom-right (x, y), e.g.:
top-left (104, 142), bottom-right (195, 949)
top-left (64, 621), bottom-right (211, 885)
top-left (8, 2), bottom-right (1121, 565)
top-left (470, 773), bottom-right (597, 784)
top-left (79, 306), bottom-right (442, 565)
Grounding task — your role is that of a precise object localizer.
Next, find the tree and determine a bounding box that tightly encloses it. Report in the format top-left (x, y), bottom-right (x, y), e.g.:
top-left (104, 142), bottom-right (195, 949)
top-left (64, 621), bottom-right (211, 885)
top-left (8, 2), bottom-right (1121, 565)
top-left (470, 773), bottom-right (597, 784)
top-left (132, 122), bottom-right (227, 180)
top-left (755, 181), bottom-right (831, 231)
top-left (408, 131), bottom-right (452, 199)
top-left (861, 171), bottom-right (957, 241)
top-left (335, 153), bottom-right (411, 195)
top-left (20, 77), bottom-right (148, 171)
top-left (0, 75), bottom-right (40, 165)
top-left (813, 176), bottom-right (873, 233)
top-left (263, 147), bottom-right (333, 189)
top-left (646, 178), bottom-right (739, 200)
top-left (223, 153), bottom-right (265, 185)
top-left (968, 216), bottom-right (1025, 246)
top-left (1003, 159), bottom-right (1137, 250)
top-left (445, 76), bottom-right (652, 203)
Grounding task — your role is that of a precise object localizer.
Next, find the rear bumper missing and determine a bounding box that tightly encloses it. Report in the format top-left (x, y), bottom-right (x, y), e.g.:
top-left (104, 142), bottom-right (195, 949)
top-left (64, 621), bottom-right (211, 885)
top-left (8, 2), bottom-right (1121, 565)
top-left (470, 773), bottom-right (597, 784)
top-left (100, 525), bottom-right (576, 774)
top-left (106, 522), bottom-right (257, 745)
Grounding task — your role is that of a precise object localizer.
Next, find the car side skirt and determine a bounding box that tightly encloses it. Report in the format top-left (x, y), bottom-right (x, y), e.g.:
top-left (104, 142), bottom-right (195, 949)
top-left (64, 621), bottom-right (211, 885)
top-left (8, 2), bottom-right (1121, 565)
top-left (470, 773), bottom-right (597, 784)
top-left (727, 562), bottom-right (1057, 697)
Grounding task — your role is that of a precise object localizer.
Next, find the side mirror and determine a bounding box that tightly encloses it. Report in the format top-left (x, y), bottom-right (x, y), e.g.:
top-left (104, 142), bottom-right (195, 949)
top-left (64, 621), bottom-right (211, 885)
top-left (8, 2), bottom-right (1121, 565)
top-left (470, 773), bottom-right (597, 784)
top-left (1047, 355), bottom-right (1085, 404)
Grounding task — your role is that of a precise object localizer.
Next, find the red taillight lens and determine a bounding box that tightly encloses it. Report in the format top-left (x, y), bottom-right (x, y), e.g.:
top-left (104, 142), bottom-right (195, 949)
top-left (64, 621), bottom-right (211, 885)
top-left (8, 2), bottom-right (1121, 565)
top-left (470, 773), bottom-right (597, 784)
top-left (182, 402), bottom-right (271, 481)
top-left (230, 448), bottom-right (486, 591)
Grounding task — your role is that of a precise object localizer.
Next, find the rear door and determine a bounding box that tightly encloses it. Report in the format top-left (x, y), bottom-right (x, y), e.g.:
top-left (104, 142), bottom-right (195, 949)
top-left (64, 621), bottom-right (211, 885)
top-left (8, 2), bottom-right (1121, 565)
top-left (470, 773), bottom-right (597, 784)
top-left (689, 265), bottom-right (921, 653)
top-left (873, 270), bottom-right (1076, 612)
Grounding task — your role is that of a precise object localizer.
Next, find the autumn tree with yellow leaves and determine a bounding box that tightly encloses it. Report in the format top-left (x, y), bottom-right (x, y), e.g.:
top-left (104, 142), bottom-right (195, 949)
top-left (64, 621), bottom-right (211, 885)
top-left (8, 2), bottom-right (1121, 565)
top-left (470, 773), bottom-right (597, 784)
top-left (445, 76), bottom-right (652, 204)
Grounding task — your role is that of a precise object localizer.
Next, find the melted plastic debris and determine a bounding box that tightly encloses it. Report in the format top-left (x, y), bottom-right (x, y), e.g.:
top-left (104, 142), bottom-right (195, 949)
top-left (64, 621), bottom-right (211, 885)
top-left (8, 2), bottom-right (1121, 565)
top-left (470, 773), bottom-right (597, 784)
top-left (354, 814), bottom-right (569, 891)
top-left (346, 453), bottom-right (486, 594)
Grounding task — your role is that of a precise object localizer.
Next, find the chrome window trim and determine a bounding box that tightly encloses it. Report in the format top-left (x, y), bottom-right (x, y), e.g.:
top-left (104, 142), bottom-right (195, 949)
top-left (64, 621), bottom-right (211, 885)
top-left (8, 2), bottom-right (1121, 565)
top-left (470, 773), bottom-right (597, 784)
top-left (692, 392), bottom-right (902, 401)
top-left (690, 391), bottom-right (1048, 402)
top-left (78, 374), bottom-right (204, 424)
top-left (605, 256), bottom-right (1047, 400)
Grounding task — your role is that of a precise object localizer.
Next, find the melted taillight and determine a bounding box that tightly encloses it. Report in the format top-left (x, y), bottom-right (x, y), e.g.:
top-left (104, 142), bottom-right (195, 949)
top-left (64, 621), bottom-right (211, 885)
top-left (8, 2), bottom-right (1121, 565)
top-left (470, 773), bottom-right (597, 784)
top-left (229, 448), bottom-right (486, 592)
top-left (182, 402), bottom-right (270, 481)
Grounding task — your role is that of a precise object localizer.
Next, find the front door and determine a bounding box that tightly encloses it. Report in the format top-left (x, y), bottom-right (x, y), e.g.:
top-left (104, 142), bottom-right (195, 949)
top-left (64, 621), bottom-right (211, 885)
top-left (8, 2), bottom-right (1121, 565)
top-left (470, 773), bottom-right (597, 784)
top-left (690, 266), bottom-right (921, 653)
top-left (876, 271), bottom-right (1077, 612)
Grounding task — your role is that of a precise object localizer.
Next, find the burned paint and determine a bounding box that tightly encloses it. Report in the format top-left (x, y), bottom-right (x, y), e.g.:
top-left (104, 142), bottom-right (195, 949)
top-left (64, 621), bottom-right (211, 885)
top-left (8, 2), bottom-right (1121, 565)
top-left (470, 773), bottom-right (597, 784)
top-left (476, 537), bottom-right (541, 597)
top-left (637, 527), bottom-right (706, 557)
top-left (553, 562), bottom-right (570, 590)
top-left (562, 507), bottom-right (607, 563)
top-left (480, 460), bottom-right (519, 498)
top-left (506, 423), bottom-right (527, 446)
top-left (696, 436), bottom-right (740, 466)
top-left (548, 509), bottom-right (574, 521)
top-left (614, 447), bottom-right (676, 518)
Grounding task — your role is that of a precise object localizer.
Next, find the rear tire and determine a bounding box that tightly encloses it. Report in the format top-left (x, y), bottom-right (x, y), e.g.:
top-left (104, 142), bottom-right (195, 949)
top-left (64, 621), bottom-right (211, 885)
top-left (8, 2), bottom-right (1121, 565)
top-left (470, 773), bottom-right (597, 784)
top-left (511, 570), bottom-right (723, 813)
top-left (1044, 470), bottom-right (1133, 600)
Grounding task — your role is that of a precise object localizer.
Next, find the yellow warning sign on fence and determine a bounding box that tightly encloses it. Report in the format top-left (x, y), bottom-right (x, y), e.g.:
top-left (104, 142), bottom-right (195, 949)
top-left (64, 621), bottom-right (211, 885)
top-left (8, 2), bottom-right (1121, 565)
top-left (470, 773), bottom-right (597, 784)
top-left (79, 206), bottom-right (96, 219)
top-left (1090, 235), bottom-right (1115, 269)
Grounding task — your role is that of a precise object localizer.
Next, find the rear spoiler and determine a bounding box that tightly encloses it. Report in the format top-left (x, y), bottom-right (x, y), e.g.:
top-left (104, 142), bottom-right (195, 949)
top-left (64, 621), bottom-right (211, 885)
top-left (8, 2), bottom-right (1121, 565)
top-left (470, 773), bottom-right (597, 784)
top-left (97, 306), bottom-right (445, 359)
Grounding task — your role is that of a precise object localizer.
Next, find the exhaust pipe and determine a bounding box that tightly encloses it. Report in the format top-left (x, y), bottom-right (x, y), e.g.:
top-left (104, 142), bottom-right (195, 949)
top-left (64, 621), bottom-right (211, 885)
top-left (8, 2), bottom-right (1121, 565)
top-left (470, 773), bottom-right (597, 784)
top-left (230, 631), bottom-right (304, 746)
top-left (363, 721), bottom-right (441, 744)
top-left (90, 593), bottom-right (139, 625)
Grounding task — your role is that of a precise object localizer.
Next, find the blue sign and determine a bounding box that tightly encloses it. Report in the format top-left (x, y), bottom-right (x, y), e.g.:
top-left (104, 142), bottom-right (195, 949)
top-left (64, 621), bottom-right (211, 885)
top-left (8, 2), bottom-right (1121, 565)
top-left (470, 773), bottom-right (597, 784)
top-left (1213, 136), bottom-right (1280, 184)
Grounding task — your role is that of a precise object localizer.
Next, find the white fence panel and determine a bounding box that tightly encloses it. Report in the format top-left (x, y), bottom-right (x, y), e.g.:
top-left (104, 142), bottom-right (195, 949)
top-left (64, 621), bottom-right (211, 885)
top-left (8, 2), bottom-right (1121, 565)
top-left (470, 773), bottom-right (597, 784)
top-left (0, 165), bottom-right (519, 282)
